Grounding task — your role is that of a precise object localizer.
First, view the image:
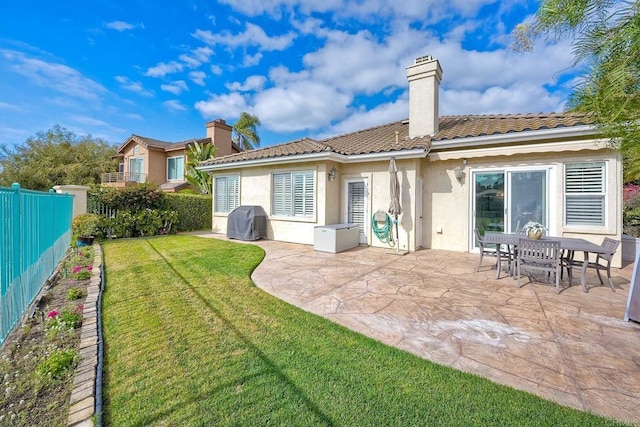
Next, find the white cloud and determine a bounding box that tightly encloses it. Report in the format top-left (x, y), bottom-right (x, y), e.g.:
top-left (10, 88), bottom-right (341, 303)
top-left (115, 76), bottom-right (153, 96)
top-left (218, 0), bottom-right (500, 22)
top-left (210, 64), bottom-right (223, 75)
top-left (1, 50), bottom-right (106, 100)
top-left (160, 80), bottom-right (189, 95)
top-left (243, 52), bottom-right (263, 67)
top-left (441, 84), bottom-right (565, 116)
top-left (254, 80), bottom-right (352, 132)
top-left (144, 61), bottom-right (184, 78)
top-left (0, 102), bottom-right (22, 111)
top-left (163, 100), bottom-right (188, 111)
top-left (192, 23), bottom-right (295, 51)
top-left (189, 71), bottom-right (207, 86)
top-left (225, 75), bottom-right (267, 92)
top-left (105, 21), bottom-right (136, 31)
top-left (71, 115), bottom-right (110, 126)
top-left (195, 92), bottom-right (249, 119)
top-left (318, 97), bottom-right (409, 139)
top-left (178, 46), bottom-right (214, 68)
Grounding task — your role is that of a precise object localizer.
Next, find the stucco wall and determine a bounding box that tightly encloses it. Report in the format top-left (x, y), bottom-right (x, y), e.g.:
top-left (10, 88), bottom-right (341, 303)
top-left (423, 148), bottom-right (623, 267)
top-left (147, 150), bottom-right (166, 184)
top-left (211, 159), bottom-right (421, 250)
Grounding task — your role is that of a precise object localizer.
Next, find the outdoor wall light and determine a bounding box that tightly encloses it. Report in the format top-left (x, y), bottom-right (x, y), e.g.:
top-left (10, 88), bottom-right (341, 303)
top-left (328, 167), bottom-right (338, 182)
top-left (454, 165), bottom-right (465, 181)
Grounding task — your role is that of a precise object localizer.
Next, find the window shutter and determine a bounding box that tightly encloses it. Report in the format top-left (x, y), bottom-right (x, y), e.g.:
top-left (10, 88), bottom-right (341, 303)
top-left (348, 182), bottom-right (365, 232)
top-left (214, 177), bottom-right (228, 213)
top-left (565, 162), bottom-right (605, 226)
top-left (293, 171), bottom-right (314, 216)
top-left (228, 176), bottom-right (239, 211)
top-left (273, 173), bottom-right (292, 216)
top-left (273, 171), bottom-right (313, 217)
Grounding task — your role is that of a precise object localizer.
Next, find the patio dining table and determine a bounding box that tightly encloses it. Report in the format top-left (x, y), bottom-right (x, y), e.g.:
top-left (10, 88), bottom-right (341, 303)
top-left (484, 232), bottom-right (609, 293)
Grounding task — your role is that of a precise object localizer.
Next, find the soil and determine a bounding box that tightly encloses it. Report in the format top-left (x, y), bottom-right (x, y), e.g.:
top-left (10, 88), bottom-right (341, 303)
top-left (0, 248), bottom-right (93, 426)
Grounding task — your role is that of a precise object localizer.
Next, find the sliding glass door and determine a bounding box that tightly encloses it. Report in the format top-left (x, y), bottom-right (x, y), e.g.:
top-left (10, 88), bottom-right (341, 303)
top-left (472, 168), bottom-right (549, 248)
top-left (508, 170), bottom-right (547, 232)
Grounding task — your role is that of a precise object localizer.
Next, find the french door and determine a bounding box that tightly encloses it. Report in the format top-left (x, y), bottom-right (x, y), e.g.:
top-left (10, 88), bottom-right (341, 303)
top-left (344, 178), bottom-right (369, 244)
top-left (472, 168), bottom-right (548, 246)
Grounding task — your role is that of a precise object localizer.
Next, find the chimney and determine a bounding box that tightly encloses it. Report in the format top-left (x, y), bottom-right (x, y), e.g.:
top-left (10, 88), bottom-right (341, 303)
top-left (205, 119), bottom-right (234, 156)
top-left (406, 55), bottom-right (442, 138)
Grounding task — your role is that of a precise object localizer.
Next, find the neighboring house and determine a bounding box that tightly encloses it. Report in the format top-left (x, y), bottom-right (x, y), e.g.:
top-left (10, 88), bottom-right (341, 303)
top-left (103, 119), bottom-right (241, 192)
top-left (199, 56), bottom-right (623, 267)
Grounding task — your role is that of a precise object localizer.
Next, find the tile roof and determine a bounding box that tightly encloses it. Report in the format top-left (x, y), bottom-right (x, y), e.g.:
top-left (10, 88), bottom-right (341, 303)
top-left (122, 135), bottom-right (212, 152)
top-left (200, 112), bottom-right (592, 167)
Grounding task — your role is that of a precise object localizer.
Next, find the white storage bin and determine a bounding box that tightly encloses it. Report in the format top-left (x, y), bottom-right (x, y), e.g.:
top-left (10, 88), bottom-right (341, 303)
top-left (314, 224), bottom-right (359, 253)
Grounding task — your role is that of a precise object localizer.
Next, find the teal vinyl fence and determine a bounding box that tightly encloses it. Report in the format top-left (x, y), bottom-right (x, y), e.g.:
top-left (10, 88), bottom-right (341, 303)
top-left (0, 183), bottom-right (73, 345)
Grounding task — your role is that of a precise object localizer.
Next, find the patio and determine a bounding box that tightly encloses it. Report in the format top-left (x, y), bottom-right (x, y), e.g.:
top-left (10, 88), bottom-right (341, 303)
top-left (198, 233), bottom-right (640, 425)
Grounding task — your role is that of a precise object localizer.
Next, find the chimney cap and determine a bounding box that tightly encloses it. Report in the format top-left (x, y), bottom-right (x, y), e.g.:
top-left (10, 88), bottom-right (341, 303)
top-left (414, 54), bottom-right (433, 64)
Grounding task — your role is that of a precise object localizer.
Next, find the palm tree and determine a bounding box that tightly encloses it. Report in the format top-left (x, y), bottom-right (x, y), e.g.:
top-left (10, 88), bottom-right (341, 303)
top-left (232, 112), bottom-right (261, 150)
top-left (186, 141), bottom-right (216, 194)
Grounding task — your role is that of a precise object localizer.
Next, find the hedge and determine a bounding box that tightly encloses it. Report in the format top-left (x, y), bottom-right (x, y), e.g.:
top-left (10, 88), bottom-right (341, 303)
top-left (166, 193), bottom-right (212, 231)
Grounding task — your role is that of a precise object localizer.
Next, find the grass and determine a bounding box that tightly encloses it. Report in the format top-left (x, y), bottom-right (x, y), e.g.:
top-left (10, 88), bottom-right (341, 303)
top-left (101, 235), bottom-right (626, 426)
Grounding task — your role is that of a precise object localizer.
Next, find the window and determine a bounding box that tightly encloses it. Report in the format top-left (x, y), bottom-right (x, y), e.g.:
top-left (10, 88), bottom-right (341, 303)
top-left (167, 156), bottom-right (185, 181)
top-left (272, 171), bottom-right (315, 217)
top-left (565, 162), bottom-right (605, 226)
top-left (214, 175), bottom-right (239, 213)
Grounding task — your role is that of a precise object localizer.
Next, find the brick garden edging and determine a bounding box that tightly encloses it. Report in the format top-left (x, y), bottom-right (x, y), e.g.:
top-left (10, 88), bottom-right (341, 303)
top-left (67, 244), bottom-right (103, 427)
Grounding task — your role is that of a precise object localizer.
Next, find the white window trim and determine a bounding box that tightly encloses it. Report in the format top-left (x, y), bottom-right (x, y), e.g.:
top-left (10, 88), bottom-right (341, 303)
top-left (271, 170), bottom-right (316, 221)
top-left (213, 175), bottom-right (240, 215)
top-left (166, 155), bottom-right (185, 181)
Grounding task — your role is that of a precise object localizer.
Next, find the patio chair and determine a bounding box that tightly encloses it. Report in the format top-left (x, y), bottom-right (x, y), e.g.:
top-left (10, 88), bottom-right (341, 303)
top-left (586, 237), bottom-right (620, 292)
top-left (474, 229), bottom-right (512, 278)
top-left (516, 238), bottom-right (561, 293)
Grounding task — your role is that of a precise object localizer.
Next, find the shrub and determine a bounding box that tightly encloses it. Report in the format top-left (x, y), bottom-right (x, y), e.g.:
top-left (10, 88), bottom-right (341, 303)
top-left (89, 183), bottom-right (167, 213)
top-left (36, 349), bottom-right (78, 379)
top-left (96, 209), bottom-right (178, 238)
top-left (72, 213), bottom-right (100, 237)
top-left (45, 305), bottom-right (83, 340)
top-left (67, 287), bottom-right (85, 300)
top-left (166, 193), bottom-right (212, 231)
top-left (624, 184), bottom-right (640, 237)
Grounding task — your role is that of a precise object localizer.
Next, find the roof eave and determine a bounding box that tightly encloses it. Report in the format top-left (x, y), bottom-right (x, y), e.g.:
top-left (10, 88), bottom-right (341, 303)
top-left (430, 125), bottom-right (598, 151)
top-left (197, 148), bottom-right (430, 171)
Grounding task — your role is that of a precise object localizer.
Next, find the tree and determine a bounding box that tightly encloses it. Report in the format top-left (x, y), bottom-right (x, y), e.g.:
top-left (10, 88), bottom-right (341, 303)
top-left (513, 0), bottom-right (640, 181)
top-left (186, 141), bottom-right (216, 194)
top-left (0, 125), bottom-right (119, 191)
top-left (232, 112), bottom-right (261, 150)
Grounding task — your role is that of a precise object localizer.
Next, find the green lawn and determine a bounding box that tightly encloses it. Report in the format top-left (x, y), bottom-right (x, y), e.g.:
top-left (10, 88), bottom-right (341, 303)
top-left (101, 235), bottom-right (625, 426)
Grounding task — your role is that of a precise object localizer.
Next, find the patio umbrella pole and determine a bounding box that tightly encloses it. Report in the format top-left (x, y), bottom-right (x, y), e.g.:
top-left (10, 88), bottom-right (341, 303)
top-left (395, 214), bottom-right (399, 252)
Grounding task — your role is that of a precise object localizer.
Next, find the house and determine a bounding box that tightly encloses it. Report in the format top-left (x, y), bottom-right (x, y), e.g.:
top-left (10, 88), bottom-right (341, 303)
top-left (198, 56), bottom-right (623, 267)
top-left (103, 119), bottom-right (241, 192)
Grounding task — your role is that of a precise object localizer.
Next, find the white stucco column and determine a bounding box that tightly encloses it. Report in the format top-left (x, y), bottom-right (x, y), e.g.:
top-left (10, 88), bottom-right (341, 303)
top-left (53, 185), bottom-right (90, 218)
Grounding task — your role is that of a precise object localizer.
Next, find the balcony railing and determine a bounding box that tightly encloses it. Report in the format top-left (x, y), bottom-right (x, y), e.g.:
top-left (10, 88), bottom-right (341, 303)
top-left (101, 172), bottom-right (147, 184)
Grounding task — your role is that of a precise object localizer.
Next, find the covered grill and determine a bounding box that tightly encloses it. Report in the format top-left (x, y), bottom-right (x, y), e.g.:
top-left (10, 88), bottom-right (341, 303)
top-left (226, 206), bottom-right (268, 241)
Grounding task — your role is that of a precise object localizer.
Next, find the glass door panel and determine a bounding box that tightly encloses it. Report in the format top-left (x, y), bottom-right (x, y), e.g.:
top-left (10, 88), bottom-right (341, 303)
top-left (508, 171), bottom-right (547, 232)
top-left (474, 172), bottom-right (505, 237)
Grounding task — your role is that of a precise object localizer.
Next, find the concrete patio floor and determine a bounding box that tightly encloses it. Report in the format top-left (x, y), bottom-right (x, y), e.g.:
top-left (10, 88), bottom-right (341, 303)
top-left (198, 233), bottom-right (640, 425)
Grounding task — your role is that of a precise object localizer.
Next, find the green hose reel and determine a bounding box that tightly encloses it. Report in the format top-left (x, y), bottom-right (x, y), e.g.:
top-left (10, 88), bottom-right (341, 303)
top-left (371, 210), bottom-right (396, 246)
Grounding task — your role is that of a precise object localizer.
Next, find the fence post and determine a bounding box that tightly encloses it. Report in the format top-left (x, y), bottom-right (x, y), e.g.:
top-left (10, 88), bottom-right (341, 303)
top-left (11, 183), bottom-right (21, 282)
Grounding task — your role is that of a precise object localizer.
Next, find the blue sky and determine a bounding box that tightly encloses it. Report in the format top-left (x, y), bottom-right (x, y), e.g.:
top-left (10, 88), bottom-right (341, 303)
top-left (0, 0), bottom-right (577, 150)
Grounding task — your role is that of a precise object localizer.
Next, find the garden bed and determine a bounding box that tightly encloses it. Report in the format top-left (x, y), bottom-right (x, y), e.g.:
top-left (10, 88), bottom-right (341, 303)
top-left (0, 247), bottom-right (95, 426)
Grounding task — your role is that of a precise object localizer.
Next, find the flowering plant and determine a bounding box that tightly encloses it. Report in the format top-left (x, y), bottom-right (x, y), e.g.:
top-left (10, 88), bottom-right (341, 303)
top-left (523, 221), bottom-right (546, 234)
top-left (71, 265), bottom-right (92, 280)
